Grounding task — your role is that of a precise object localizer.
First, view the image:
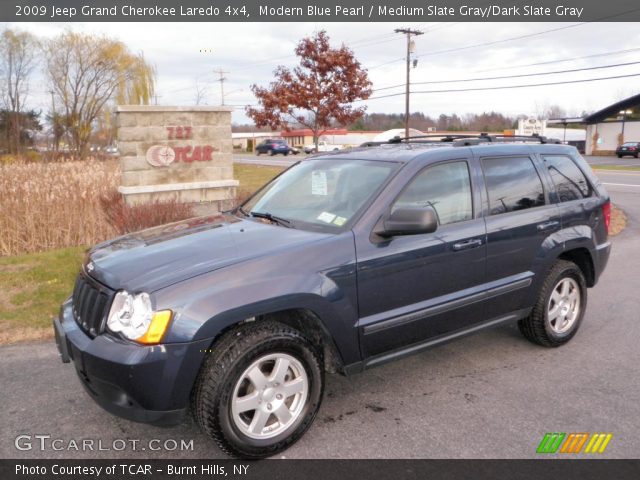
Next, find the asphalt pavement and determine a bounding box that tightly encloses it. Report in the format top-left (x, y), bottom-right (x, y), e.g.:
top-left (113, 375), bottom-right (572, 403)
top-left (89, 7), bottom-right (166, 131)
top-left (234, 154), bottom-right (298, 167)
top-left (584, 154), bottom-right (640, 168)
top-left (1, 169), bottom-right (639, 459)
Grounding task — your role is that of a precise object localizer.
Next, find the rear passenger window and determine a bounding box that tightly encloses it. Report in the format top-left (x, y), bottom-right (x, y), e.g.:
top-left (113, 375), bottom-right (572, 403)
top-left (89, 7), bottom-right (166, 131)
top-left (543, 155), bottom-right (593, 201)
top-left (482, 156), bottom-right (545, 215)
top-left (393, 161), bottom-right (473, 226)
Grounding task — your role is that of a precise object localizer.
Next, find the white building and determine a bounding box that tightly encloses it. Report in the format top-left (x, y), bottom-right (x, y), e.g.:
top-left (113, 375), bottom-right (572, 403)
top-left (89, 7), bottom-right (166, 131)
top-left (581, 93), bottom-right (640, 155)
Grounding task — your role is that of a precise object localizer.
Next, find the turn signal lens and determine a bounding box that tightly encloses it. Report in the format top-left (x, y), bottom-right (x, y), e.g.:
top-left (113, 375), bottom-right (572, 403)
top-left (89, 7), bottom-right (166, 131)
top-left (137, 310), bottom-right (173, 345)
top-left (602, 201), bottom-right (611, 235)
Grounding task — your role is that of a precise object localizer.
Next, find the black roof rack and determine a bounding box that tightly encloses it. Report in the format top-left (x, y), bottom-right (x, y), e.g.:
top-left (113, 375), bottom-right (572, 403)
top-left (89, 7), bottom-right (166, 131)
top-left (360, 133), bottom-right (562, 147)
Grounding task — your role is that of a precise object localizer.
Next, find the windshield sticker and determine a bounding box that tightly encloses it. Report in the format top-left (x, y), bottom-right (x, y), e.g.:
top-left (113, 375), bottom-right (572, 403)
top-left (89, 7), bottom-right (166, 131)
top-left (311, 170), bottom-right (328, 196)
top-left (317, 211), bottom-right (336, 223)
top-left (333, 216), bottom-right (347, 226)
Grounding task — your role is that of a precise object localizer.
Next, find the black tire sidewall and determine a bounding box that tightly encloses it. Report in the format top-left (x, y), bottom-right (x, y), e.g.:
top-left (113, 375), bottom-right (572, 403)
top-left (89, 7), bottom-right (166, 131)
top-left (216, 336), bottom-right (323, 457)
top-left (542, 265), bottom-right (587, 341)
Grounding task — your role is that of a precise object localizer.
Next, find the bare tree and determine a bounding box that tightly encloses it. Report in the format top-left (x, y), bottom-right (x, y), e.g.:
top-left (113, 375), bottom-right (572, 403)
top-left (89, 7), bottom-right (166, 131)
top-left (533, 101), bottom-right (567, 120)
top-left (44, 31), bottom-right (156, 159)
top-left (0, 29), bottom-right (38, 154)
top-left (194, 79), bottom-right (208, 105)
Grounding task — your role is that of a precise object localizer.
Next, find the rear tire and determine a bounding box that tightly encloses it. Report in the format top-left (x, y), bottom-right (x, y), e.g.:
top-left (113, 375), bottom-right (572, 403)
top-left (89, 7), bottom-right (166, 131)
top-left (518, 260), bottom-right (587, 347)
top-left (192, 321), bottom-right (324, 458)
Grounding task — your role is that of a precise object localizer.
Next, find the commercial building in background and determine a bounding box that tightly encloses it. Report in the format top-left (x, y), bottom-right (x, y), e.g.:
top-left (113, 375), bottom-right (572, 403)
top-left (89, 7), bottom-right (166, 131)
top-left (581, 93), bottom-right (640, 155)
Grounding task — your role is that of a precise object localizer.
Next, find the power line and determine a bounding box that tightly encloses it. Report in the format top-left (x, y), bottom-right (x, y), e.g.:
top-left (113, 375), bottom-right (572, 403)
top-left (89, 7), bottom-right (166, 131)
top-left (474, 46), bottom-right (640, 73)
top-left (373, 60), bottom-right (640, 92)
top-left (368, 7), bottom-right (640, 69)
top-left (415, 23), bottom-right (586, 59)
top-left (363, 72), bottom-right (640, 101)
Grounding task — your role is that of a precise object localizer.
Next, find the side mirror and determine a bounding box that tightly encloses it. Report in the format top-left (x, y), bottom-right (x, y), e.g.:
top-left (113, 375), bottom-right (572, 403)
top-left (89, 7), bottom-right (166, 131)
top-left (376, 207), bottom-right (438, 238)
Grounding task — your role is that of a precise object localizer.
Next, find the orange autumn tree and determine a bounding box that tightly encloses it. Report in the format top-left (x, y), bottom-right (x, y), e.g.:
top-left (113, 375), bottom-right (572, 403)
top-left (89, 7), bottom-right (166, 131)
top-left (246, 31), bottom-right (372, 151)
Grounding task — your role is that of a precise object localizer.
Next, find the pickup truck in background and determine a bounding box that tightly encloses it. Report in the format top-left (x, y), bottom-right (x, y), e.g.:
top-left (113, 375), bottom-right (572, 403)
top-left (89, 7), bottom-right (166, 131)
top-left (303, 141), bottom-right (343, 154)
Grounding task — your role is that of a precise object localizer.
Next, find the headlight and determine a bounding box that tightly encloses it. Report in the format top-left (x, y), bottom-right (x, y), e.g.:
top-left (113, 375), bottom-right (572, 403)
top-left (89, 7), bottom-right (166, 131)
top-left (107, 291), bottom-right (172, 345)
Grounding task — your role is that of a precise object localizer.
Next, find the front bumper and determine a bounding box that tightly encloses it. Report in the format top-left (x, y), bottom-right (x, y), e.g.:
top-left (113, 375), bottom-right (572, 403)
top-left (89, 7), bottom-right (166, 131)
top-left (53, 299), bottom-right (211, 426)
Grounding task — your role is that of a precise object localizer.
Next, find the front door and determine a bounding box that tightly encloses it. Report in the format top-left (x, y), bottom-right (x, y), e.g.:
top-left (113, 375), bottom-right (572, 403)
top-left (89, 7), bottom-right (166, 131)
top-left (356, 159), bottom-right (487, 359)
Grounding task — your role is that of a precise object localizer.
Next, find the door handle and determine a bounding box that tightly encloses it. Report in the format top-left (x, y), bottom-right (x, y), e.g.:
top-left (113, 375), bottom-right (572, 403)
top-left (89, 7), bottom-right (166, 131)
top-left (537, 220), bottom-right (560, 232)
top-left (452, 238), bottom-right (483, 251)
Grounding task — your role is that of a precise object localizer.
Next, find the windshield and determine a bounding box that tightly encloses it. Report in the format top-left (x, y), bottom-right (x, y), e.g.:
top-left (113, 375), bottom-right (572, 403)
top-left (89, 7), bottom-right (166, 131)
top-left (241, 159), bottom-right (397, 231)
top-left (622, 142), bottom-right (638, 146)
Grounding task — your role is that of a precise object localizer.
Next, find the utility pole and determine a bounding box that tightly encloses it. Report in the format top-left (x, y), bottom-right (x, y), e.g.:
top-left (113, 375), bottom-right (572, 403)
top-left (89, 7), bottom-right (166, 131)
top-left (215, 68), bottom-right (229, 106)
top-left (394, 28), bottom-right (423, 139)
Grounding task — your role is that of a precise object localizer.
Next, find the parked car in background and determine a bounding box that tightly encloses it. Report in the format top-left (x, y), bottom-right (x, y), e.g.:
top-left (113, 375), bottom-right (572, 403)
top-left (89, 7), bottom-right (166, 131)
top-left (616, 142), bottom-right (640, 158)
top-left (256, 139), bottom-right (291, 156)
top-left (303, 141), bottom-right (343, 154)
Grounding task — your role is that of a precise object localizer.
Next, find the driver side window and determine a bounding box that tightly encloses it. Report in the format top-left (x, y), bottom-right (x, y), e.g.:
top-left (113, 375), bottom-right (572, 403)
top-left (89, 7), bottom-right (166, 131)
top-left (393, 161), bottom-right (473, 226)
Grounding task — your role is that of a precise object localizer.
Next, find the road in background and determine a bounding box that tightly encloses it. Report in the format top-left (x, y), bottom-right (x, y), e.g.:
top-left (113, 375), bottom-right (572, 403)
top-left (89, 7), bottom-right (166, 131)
top-left (234, 154), bottom-right (298, 167)
top-left (1, 168), bottom-right (638, 460)
top-left (585, 155), bottom-right (640, 168)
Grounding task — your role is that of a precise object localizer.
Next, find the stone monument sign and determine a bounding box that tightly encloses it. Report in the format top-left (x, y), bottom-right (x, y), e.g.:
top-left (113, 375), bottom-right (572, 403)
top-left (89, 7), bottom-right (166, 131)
top-left (116, 105), bottom-right (238, 210)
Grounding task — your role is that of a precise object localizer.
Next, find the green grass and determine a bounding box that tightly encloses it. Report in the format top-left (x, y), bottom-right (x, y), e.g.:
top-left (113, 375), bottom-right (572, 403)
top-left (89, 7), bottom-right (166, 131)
top-left (0, 246), bottom-right (85, 343)
top-left (0, 165), bottom-right (285, 344)
top-left (234, 163), bottom-right (285, 194)
top-left (591, 165), bottom-right (640, 171)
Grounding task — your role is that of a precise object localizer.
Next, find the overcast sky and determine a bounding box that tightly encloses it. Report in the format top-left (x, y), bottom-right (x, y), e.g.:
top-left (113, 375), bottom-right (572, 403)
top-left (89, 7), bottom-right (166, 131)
top-left (4, 21), bottom-right (640, 124)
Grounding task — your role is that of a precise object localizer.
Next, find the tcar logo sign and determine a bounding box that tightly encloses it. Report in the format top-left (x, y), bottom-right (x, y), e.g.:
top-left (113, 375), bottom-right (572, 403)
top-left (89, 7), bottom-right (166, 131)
top-left (145, 125), bottom-right (219, 167)
top-left (146, 145), bottom-right (176, 167)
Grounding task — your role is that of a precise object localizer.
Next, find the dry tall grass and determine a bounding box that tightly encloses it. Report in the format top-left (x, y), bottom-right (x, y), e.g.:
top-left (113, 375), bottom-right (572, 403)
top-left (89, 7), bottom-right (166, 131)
top-left (0, 160), bottom-right (120, 256)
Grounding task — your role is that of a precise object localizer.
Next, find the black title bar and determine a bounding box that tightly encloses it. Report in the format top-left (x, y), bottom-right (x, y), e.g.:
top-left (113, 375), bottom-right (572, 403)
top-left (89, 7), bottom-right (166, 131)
top-left (2, 459), bottom-right (640, 480)
top-left (4, 0), bottom-right (640, 22)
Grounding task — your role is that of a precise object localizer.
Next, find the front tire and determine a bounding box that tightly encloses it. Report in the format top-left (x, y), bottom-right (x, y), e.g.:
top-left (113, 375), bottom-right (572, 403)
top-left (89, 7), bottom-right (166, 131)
top-left (518, 260), bottom-right (587, 347)
top-left (192, 321), bottom-right (324, 458)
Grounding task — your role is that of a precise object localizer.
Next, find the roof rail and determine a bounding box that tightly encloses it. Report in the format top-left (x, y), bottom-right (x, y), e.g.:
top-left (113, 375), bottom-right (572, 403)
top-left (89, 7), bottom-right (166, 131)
top-left (361, 133), bottom-right (562, 146)
top-left (484, 133), bottom-right (562, 144)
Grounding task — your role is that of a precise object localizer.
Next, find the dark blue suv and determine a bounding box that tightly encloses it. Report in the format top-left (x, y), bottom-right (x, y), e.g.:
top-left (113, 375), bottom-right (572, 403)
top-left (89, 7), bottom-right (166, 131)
top-left (54, 135), bottom-right (611, 458)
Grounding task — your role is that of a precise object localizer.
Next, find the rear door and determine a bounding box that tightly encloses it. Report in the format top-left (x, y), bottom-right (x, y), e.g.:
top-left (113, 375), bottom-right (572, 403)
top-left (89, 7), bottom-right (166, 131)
top-left (478, 151), bottom-right (561, 320)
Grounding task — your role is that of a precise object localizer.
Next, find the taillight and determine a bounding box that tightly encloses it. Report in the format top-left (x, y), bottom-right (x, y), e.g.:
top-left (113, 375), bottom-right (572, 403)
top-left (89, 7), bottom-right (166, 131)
top-left (602, 201), bottom-right (611, 235)
top-left (630, 147), bottom-right (637, 151)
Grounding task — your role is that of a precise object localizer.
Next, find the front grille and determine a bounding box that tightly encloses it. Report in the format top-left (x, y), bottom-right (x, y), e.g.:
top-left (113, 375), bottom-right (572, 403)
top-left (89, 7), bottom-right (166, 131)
top-left (71, 273), bottom-right (114, 337)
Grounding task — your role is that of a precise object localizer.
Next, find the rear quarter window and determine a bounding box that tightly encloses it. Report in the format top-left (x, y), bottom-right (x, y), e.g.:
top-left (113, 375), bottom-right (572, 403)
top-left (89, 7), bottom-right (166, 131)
top-left (542, 155), bottom-right (593, 202)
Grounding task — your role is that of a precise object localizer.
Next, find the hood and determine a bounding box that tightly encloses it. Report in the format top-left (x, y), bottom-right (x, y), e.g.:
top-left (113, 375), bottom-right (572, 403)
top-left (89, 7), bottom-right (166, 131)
top-left (87, 214), bottom-right (329, 292)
